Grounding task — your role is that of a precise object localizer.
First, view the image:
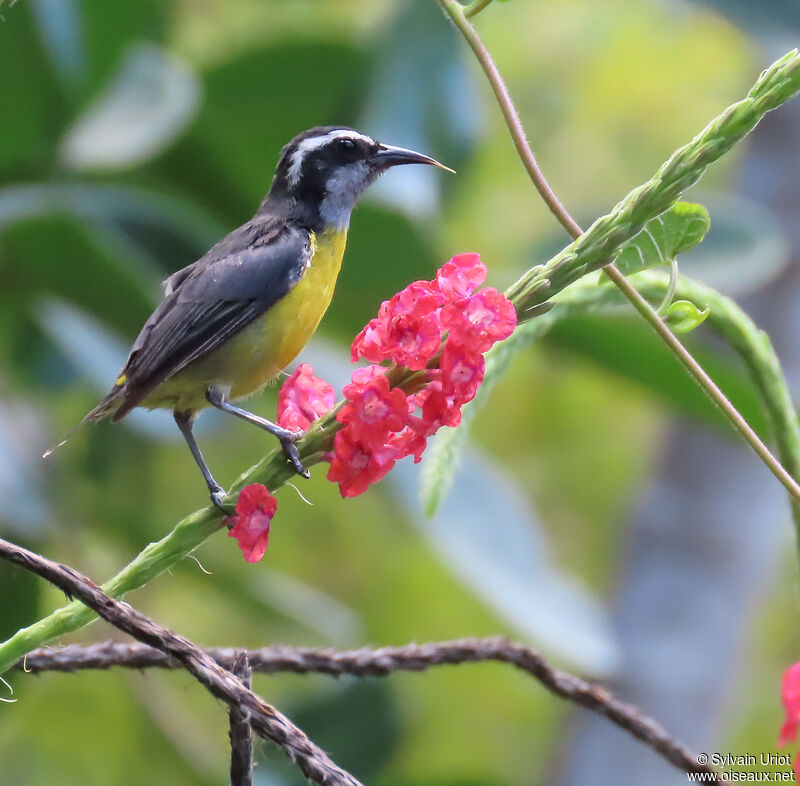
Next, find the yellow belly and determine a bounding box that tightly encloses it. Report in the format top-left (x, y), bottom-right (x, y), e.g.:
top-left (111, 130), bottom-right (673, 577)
top-left (145, 227), bottom-right (346, 412)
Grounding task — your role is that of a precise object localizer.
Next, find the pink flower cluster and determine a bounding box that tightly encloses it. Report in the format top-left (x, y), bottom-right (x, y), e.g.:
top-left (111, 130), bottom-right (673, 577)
top-left (229, 254), bottom-right (516, 562)
top-left (330, 253), bottom-right (516, 498)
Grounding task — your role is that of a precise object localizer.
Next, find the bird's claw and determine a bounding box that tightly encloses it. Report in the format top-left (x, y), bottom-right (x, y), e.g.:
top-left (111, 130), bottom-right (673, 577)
top-left (281, 439), bottom-right (310, 478)
top-left (210, 486), bottom-right (229, 513)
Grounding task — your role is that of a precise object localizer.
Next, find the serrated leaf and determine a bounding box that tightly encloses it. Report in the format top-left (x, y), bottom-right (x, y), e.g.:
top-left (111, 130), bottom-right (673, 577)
top-left (612, 201), bottom-right (710, 277)
top-left (664, 299), bottom-right (710, 333)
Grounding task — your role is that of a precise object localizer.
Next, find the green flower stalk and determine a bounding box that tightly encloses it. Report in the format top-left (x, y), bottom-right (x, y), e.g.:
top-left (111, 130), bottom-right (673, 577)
top-left (506, 50), bottom-right (800, 312)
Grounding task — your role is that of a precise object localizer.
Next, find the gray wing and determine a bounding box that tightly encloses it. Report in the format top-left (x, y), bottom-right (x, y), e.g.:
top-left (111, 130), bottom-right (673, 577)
top-left (112, 219), bottom-right (312, 419)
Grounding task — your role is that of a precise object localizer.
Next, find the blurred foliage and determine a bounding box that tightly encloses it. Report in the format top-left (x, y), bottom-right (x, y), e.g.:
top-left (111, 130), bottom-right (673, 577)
top-left (0, 0), bottom-right (797, 784)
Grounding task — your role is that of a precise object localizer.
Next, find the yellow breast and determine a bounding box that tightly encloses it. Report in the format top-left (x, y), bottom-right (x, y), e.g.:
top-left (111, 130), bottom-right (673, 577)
top-left (245, 227), bottom-right (347, 385)
top-left (145, 227), bottom-right (347, 413)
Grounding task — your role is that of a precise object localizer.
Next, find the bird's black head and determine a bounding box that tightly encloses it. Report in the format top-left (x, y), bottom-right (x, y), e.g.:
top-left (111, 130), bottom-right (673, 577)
top-left (263, 126), bottom-right (452, 229)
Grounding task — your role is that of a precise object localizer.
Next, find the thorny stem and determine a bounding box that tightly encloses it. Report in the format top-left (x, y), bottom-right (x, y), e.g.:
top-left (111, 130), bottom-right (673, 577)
top-left (436, 0), bottom-right (800, 505)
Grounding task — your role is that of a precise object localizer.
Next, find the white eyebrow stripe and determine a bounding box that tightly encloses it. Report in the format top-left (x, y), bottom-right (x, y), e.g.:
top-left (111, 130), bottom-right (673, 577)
top-left (286, 129), bottom-right (374, 186)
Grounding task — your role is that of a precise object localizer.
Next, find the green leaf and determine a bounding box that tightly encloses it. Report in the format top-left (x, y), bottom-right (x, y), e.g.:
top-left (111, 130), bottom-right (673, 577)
top-left (664, 299), bottom-right (710, 333)
top-left (75, 0), bottom-right (166, 105)
top-left (611, 201), bottom-right (710, 277)
top-left (0, 5), bottom-right (66, 175)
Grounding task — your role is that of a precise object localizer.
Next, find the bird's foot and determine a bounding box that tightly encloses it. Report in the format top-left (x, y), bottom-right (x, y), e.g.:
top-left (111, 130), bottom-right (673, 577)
top-left (277, 429), bottom-right (310, 478)
top-left (209, 485), bottom-right (230, 514)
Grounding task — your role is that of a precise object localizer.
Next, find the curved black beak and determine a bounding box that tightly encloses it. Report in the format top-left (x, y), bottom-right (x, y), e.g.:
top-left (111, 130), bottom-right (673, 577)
top-left (370, 143), bottom-right (455, 173)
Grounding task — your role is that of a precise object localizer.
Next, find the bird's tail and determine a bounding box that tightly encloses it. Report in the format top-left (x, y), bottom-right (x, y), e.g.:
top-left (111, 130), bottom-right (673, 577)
top-left (42, 387), bottom-right (125, 458)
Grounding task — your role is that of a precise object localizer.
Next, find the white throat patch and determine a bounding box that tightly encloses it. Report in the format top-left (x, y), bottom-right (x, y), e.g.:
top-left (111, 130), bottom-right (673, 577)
top-left (286, 129), bottom-right (374, 187)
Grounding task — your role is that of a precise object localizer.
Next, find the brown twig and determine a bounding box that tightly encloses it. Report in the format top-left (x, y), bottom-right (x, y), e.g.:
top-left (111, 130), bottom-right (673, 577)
top-left (229, 650), bottom-right (253, 786)
top-left (0, 537), bottom-right (362, 786)
top-left (18, 638), bottom-right (725, 782)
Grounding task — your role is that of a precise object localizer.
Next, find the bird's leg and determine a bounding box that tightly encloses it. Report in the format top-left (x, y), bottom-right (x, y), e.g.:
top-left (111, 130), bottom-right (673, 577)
top-left (174, 410), bottom-right (228, 510)
top-left (205, 386), bottom-right (309, 479)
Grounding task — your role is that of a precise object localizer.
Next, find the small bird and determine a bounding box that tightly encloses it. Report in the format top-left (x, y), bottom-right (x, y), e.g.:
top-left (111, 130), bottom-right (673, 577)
top-left (52, 127), bottom-right (452, 508)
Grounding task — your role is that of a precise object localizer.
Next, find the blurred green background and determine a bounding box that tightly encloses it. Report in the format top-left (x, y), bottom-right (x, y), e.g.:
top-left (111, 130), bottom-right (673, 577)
top-left (1, 0), bottom-right (799, 784)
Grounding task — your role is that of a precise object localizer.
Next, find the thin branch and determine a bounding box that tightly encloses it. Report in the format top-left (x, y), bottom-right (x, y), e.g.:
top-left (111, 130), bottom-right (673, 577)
top-left (0, 537), bottom-right (362, 786)
top-left (436, 0), bottom-right (800, 506)
top-left (229, 650), bottom-right (253, 786)
top-left (440, 0), bottom-right (581, 236)
top-left (18, 638), bottom-right (726, 783)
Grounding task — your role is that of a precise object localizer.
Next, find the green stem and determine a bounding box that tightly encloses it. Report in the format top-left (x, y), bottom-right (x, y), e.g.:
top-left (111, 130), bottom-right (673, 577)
top-left (436, 0), bottom-right (800, 502)
top-left (601, 267), bottom-right (800, 503)
top-left (439, 0), bottom-right (581, 236)
top-left (464, 0), bottom-right (498, 20)
top-left (657, 259), bottom-right (679, 315)
top-left (3, 44), bottom-right (800, 674)
top-left (637, 272), bottom-right (800, 529)
top-left (562, 271), bottom-right (800, 531)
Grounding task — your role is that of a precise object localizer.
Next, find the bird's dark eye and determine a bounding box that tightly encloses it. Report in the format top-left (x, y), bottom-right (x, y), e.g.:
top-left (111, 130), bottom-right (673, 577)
top-left (337, 138), bottom-right (357, 153)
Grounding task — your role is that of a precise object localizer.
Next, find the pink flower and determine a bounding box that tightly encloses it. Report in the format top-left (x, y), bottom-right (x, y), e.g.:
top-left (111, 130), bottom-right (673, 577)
top-left (440, 287), bottom-right (517, 353)
top-left (779, 663), bottom-right (800, 747)
top-left (434, 253), bottom-right (487, 301)
top-left (338, 367), bottom-right (409, 450)
top-left (351, 281), bottom-right (445, 370)
top-left (383, 313), bottom-right (442, 370)
top-left (380, 282), bottom-right (445, 370)
top-left (392, 279), bottom-right (448, 316)
top-left (418, 384), bottom-right (462, 431)
top-left (440, 342), bottom-right (485, 405)
top-left (351, 318), bottom-right (388, 364)
top-left (228, 484), bottom-right (277, 563)
top-left (277, 363), bottom-right (336, 432)
top-left (343, 364), bottom-right (388, 396)
top-left (327, 429), bottom-right (396, 498)
top-left (388, 422), bottom-right (429, 464)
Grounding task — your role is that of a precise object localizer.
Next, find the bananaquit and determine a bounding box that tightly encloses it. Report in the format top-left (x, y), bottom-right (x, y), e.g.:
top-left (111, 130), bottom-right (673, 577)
top-left (60, 127), bottom-right (452, 507)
